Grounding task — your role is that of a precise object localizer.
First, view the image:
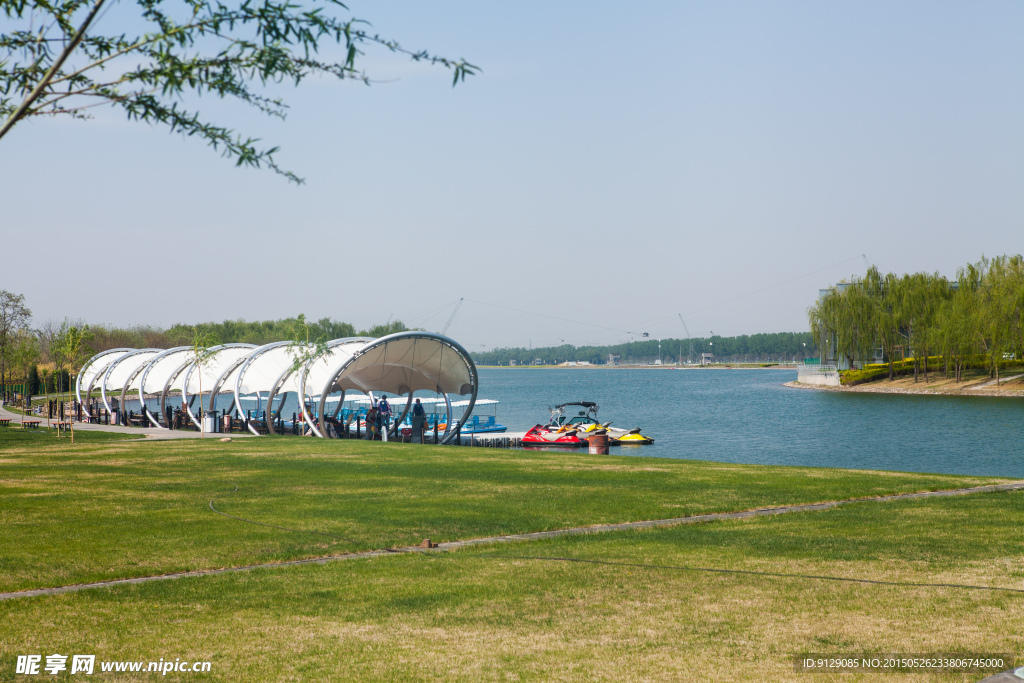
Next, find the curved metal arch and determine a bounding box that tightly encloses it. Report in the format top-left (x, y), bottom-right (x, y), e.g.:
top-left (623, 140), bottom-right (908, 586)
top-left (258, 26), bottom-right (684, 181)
top-left (99, 348), bottom-right (161, 415)
top-left (295, 337), bottom-right (374, 438)
top-left (202, 343), bottom-right (259, 417)
top-left (264, 363), bottom-right (298, 436)
top-left (264, 364), bottom-right (295, 436)
top-left (76, 348), bottom-right (133, 406)
top-left (316, 332), bottom-right (478, 444)
top-left (181, 343), bottom-right (256, 430)
top-left (232, 341), bottom-right (297, 436)
top-left (136, 347), bottom-right (191, 428)
top-left (119, 350), bottom-right (166, 424)
top-left (159, 358), bottom-right (198, 427)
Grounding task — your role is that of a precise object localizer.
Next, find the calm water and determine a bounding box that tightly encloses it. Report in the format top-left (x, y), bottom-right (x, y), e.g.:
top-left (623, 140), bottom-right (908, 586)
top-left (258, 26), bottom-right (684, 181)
top-left (478, 368), bottom-right (1024, 477)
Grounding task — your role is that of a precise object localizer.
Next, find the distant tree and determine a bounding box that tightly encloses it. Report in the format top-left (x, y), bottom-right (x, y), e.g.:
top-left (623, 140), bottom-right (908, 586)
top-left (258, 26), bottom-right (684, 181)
top-left (0, 290), bottom-right (31, 392)
top-left (189, 327), bottom-right (220, 438)
top-left (0, 0), bottom-right (477, 181)
top-left (13, 330), bottom-right (40, 390)
top-left (51, 321), bottom-right (93, 440)
top-left (978, 255), bottom-right (1024, 385)
top-left (10, 329), bottom-right (40, 419)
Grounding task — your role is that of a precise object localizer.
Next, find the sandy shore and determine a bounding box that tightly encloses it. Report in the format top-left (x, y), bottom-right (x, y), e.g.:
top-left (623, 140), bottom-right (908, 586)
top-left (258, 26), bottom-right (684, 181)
top-left (786, 373), bottom-right (1024, 397)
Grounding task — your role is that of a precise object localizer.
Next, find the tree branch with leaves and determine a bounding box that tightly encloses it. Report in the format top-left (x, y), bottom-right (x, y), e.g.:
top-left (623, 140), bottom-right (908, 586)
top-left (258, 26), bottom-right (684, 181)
top-left (1, 0), bottom-right (477, 182)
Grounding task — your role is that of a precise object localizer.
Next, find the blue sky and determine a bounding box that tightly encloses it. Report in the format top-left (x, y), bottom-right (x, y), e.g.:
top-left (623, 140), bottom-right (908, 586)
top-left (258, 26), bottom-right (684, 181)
top-left (2, 1), bottom-right (1021, 350)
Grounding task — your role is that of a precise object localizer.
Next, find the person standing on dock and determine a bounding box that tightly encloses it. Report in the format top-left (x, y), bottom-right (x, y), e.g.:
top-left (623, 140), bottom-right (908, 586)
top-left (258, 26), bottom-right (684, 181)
top-left (411, 398), bottom-right (425, 443)
top-left (364, 404), bottom-right (377, 440)
top-left (378, 395), bottom-right (392, 439)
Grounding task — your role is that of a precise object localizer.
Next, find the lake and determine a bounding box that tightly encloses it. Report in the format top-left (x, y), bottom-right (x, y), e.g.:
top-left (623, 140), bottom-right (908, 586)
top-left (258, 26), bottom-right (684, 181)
top-left (478, 367), bottom-right (1024, 478)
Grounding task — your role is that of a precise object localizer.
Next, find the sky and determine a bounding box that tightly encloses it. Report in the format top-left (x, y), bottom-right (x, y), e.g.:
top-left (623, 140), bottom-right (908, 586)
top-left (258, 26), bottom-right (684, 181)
top-left (2, 1), bottom-right (1022, 351)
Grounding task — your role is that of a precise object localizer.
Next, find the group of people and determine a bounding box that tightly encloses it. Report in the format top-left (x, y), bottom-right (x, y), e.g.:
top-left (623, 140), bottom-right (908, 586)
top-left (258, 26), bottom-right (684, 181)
top-left (362, 395), bottom-right (428, 441)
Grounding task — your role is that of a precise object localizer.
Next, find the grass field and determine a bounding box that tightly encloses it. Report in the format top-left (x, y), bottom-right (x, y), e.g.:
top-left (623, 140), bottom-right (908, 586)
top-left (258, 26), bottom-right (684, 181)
top-left (1, 433), bottom-right (1021, 680)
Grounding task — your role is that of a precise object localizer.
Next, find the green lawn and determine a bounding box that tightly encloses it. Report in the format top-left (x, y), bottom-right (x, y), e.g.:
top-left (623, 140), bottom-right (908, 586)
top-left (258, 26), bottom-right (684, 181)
top-left (0, 490), bottom-right (1020, 681)
top-left (0, 436), bottom-right (1007, 593)
top-left (0, 426), bottom-right (135, 446)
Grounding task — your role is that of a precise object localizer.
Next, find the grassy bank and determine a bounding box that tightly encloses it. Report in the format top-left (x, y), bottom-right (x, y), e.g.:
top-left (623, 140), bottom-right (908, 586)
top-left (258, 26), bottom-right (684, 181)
top-left (1, 489), bottom-right (1021, 681)
top-left (0, 426), bottom-right (136, 446)
top-left (0, 436), bottom-right (1006, 593)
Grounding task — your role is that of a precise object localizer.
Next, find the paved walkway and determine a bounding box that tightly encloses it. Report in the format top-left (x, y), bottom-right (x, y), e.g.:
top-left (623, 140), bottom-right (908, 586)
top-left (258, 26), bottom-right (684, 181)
top-left (2, 479), bottom-right (1021, 601)
top-left (968, 374), bottom-right (1024, 390)
top-left (0, 405), bottom-right (247, 440)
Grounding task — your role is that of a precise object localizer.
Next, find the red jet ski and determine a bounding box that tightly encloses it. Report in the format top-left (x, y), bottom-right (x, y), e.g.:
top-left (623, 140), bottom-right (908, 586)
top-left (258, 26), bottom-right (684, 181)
top-left (521, 424), bottom-right (587, 447)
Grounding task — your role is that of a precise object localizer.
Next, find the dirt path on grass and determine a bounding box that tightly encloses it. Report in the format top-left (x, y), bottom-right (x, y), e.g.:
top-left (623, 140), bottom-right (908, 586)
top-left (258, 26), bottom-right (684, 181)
top-left (2, 480), bottom-right (1022, 601)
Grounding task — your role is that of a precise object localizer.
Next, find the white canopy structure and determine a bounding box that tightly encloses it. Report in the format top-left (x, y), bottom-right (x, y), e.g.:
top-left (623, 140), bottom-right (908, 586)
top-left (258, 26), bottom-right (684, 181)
top-left (183, 343), bottom-right (257, 429)
top-left (76, 348), bottom-right (132, 406)
top-left (75, 332), bottom-right (478, 443)
top-left (137, 347), bottom-right (191, 426)
top-left (98, 348), bottom-right (161, 414)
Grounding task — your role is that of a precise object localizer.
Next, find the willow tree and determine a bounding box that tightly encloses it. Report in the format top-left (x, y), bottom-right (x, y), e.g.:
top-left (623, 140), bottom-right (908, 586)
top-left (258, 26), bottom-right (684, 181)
top-left (9, 328), bottom-right (39, 421)
top-left (853, 268), bottom-right (908, 380)
top-left (807, 256), bottom-right (1024, 384)
top-left (51, 322), bottom-right (93, 441)
top-left (1, 0), bottom-right (477, 181)
top-left (979, 255), bottom-right (1024, 385)
top-left (912, 273), bottom-right (951, 382)
top-left (0, 290), bottom-right (31, 395)
top-left (948, 263), bottom-right (985, 382)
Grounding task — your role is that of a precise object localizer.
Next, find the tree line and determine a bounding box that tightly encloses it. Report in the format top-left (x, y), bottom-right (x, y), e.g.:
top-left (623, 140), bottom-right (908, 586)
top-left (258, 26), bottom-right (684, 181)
top-left (472, 332), bottom-right (816, 366)
top-left (808, 255), bottom-right (1024, 383)
top-left (0, 294), bottom-right (408, 397)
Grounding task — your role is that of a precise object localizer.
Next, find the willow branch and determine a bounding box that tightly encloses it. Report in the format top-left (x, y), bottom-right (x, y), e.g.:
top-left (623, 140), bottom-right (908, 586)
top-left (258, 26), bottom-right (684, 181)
top-left (0, 0), bottom-right (108, 140)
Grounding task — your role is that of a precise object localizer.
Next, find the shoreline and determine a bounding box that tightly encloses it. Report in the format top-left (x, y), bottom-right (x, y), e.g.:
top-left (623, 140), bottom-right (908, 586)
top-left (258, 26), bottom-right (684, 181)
top-left (478, 364), bottom-right (798, 370)
top-left (785, 380), bottom-right (1024, 398)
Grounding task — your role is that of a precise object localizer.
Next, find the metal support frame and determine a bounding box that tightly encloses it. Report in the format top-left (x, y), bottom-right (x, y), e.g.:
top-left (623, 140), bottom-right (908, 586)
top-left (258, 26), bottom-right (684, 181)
top-left (199, 344), bottom-right (258, 428)
top-left (137, 347), bottom-right (191, 428)
top-left (296, 335), bottom-right (372, 438)
top-left (75, 333), bottom-right (478, 442)
top-left (316, 332), bottom-right (478, 444)
top-left (232, 341), bottom-right (296, 436)
top-left (181, 344), bottom-right (256, 430)
top-left (76, 348), bottom-right (132, 407)
top-left (98, 349), bottom-right (161, 416)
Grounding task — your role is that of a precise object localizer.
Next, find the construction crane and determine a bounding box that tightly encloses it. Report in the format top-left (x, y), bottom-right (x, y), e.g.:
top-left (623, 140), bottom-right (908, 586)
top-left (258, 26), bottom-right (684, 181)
top-left (678, 314), bottom-right (694, 364)
top-left (441, 298), bottom-right (464, 335)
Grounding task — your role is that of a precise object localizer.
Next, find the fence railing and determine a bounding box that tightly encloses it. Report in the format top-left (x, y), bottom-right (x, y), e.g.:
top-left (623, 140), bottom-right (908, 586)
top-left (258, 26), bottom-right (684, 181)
top-left (798, 364), bottom-right (837, 374)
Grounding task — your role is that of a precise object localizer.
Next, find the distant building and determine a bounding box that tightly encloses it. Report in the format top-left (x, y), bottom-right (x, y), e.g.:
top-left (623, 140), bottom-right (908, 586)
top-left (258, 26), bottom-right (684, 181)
top-left (701, 352), bottom-right (714, 366)
top-left (608, 354), bottom-right (620, 366)
top-left (533, 358), bottom-right (543, 365)
top-left (509, 360), bottom-right (517, 367)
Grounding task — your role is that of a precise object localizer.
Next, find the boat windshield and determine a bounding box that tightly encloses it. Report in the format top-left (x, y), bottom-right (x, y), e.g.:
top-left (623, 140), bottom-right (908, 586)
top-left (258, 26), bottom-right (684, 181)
top-left (550, 403), bottom-right (599, 426)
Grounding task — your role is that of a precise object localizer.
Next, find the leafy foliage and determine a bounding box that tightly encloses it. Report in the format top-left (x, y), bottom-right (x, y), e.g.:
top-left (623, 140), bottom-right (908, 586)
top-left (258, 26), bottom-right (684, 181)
top-left (63, 315), bottom-right (406, 352)
top-left (810, 255), bottom-right (1024, 383)
top-left (473, 332), bottom-right (816, 366)
top-left (0, 289), bottom-right (32, 388)
top-left (0, 0), bottom-right (477, 181)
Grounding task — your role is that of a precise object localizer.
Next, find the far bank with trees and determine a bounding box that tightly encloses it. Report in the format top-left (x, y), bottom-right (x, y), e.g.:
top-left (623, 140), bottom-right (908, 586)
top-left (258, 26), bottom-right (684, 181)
top-left (808, 255), bottom-right (1024, 386)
